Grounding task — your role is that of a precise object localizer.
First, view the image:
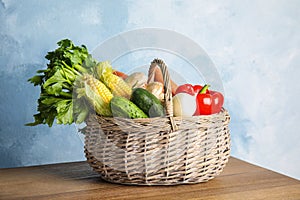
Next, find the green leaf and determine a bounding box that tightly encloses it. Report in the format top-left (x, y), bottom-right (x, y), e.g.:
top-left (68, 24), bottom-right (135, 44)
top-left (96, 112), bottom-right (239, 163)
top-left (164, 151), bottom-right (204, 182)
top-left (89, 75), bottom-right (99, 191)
top-left (25, 113), bottom-right (45, 126)
top-left (56, 100), bottom-right (74, 125)
top-left (41, 96), bottom-right (61, 105)
top-left (69, 51), bottom-right (83, 65)
top-left (73, 99), bottom-right (90, 124)
top-left (43, 70), bottom-right (65, 88)
top-left (45, 82), bottom-right (62, 96)
top-left (57, 39), bottom-right (73, 49)
top-left (82, 54), bottom-right (97, 69)
top-left (28, 75), bottom-right (44, 86)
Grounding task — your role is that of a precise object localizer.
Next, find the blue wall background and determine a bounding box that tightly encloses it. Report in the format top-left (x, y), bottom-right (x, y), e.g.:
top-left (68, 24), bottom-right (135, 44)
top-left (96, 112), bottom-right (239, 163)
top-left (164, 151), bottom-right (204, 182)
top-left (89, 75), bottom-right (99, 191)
top-left (1, 0), bottom-right (299, 180)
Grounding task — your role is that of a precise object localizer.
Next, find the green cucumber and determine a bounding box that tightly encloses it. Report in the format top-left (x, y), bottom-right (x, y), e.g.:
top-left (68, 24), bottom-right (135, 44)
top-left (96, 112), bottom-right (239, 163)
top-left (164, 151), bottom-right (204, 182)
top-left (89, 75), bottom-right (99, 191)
top-left (110, 96), bottom-right (148, 119)
top-left (131, 88), bottom-right (165, 118)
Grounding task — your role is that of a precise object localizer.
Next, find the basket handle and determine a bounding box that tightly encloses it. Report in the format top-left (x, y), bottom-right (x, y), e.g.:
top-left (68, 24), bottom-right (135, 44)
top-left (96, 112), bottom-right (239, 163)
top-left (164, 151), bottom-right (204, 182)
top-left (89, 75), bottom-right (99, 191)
top-left (148, 59), bottom-right (178, 131)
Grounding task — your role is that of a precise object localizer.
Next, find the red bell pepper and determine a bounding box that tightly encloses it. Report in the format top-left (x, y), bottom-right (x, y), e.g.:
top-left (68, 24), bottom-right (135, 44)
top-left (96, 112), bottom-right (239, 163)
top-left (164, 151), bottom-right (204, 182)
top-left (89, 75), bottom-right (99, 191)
top-left (175, 84), bottom-right (224, 115)
top-left (194, 84), bottom-right (224, 115)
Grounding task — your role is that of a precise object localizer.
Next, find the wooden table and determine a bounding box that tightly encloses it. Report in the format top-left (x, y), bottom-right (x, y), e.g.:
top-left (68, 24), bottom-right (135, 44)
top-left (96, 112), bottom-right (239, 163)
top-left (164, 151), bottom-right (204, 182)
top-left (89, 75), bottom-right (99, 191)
top-left (1, 157), bottom-right (300, 200)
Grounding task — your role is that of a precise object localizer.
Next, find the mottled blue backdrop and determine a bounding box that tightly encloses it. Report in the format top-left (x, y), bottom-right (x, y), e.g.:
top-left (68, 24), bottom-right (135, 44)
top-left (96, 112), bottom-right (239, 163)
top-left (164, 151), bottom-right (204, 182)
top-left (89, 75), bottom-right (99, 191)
top-left (0, 0), bottom-right (299, 180)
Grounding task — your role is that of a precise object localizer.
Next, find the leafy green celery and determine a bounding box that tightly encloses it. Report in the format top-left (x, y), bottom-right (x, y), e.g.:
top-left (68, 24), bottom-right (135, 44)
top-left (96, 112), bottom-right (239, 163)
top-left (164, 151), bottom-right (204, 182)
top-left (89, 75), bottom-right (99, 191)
top-left (26, 39), bottom-right (94, 127)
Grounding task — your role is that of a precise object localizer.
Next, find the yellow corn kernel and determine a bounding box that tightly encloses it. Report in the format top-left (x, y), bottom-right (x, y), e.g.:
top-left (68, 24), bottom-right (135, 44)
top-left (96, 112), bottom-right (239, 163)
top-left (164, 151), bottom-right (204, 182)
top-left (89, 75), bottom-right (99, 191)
top-left (84, 75), bottom-right (113, 116)
top-left (105, 74), bottom-right (132, 99)
top-left (95, 61), bottom-right (132, 99)
top-left (86, 76), bottom-right (113, 103)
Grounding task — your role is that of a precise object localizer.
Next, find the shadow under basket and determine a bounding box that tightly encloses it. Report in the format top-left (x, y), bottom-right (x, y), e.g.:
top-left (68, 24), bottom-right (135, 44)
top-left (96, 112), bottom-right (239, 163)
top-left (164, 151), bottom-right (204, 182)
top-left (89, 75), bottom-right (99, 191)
top-left (83, 59), bottom-right (231, 185)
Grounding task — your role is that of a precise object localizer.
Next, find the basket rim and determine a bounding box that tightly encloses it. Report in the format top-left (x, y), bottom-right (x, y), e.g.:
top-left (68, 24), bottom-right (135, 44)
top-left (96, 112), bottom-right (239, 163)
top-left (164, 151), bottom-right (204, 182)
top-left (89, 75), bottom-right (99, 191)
top-left (87, 107), bottom-right (229, 123)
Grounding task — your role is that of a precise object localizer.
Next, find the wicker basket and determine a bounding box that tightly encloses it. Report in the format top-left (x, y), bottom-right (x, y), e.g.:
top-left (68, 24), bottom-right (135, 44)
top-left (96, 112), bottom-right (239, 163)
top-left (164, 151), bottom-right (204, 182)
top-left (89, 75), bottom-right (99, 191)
top-left (84, 59), bottom-right (230, 185)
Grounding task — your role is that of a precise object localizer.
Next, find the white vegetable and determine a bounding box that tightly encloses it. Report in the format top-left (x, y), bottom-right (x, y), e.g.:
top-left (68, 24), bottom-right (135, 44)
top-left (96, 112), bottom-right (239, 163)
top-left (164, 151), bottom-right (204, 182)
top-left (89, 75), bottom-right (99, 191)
top-left (172, 93), bottom-right (197, 117)
top-left (146, 82), bottom-right (164, 101)
top-left (125, 72), bottom-right (147, 89)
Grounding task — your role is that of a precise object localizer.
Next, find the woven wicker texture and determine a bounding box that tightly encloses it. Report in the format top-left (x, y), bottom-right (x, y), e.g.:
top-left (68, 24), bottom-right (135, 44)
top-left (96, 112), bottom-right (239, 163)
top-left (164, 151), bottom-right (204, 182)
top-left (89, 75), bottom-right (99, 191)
top-left (84, 59), bottom-right (230, 185)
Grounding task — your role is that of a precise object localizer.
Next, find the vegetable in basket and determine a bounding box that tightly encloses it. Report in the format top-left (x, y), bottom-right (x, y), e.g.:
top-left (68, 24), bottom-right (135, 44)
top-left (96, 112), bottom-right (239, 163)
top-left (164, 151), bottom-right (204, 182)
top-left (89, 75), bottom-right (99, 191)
top-left (95, 61), bottom-right (132, 99)
top-left (27, 38), bottom-right (153, 127)
top-left (110, 96), bottom-right (148, 119)
top-left (194, 84), bottom-right (224, 115)
top-left (175, 83), bottom-right (224, 115)
top-left (148, 64), bottom-right (178, 95)
top-left (173, 93), bottom-right (197, 117)
top-left (112, 70), bottom-right (128, 79)
top-left (26, 39), bottom-right (97, 127)
top-left (131, 88), bottom-right (165, 117)
top-left (125, 72), bottom-right (147, 89)
top-left (79, 74), bottom-right (113, 117)
top-left (145, 82), bottom-right (164, 102)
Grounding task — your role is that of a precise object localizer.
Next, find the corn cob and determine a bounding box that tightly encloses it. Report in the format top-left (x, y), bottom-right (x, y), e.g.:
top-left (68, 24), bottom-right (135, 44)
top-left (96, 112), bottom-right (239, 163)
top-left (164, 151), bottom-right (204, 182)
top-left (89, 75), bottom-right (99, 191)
top-left (83, 74), bottom-right (113, 117)
top-left (104, 73), bottom-right (132, 99)
top-left (95, 61), bottom-right (132, 99)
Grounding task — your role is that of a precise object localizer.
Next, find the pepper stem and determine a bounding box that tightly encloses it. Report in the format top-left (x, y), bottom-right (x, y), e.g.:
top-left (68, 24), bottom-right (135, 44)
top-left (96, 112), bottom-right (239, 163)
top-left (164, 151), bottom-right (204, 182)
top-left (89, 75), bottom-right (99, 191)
top-left (199, 84), bottom-right (210, 94)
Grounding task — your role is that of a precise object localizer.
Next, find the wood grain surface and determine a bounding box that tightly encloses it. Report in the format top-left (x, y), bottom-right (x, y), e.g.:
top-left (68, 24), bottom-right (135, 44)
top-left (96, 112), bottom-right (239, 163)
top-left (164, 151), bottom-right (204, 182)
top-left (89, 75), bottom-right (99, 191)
top-left (0, 157), bottom-right (299, 200)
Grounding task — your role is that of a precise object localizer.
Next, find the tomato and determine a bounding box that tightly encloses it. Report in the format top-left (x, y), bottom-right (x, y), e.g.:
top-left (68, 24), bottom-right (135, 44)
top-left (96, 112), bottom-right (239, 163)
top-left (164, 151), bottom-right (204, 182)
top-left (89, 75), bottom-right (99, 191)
top-left (192, 85), bottom-right (203, 94)
top-left (175, 84), bottom-right (195, 95)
